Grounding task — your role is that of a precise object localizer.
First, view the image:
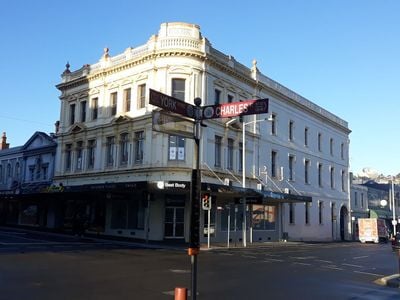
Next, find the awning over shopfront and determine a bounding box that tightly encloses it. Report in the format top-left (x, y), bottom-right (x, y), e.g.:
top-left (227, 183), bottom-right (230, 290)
top-left (369, 207), bottom-right (392, 219)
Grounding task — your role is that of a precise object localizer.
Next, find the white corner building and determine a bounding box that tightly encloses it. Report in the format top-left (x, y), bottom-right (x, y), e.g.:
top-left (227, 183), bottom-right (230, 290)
top-left (54, 22), bottom-right (351, 243)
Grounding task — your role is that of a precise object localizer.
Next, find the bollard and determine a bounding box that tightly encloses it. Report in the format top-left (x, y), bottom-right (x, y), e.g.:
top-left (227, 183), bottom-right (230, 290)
top-left (174, 287), bottom-right (187, 300)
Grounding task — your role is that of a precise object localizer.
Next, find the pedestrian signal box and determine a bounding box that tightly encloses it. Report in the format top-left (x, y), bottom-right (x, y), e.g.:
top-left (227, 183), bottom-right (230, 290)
top-left (202, 193), bottom-right (211, 210)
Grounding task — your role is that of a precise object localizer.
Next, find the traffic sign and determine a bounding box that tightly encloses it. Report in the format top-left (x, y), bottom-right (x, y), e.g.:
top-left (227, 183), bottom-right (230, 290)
top-left (152, 110), bottom-right (194, 139)
top-left (202, 98), bottom-right (268, 119)
top-left (150, 89), bottom-right (196, 119)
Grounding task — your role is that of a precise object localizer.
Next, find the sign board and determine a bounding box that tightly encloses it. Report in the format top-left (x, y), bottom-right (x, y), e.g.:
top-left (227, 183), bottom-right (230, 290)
top-left (152, 110), bottom-right (194, 139)
top-left (202, 98), bottom-right (268, 119)
top-left (150, 89), bottom-right (197, 119)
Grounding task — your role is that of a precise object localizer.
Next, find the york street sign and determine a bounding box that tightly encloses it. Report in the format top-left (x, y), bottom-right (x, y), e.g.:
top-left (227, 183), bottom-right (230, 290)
top-left (150, 89), bottom-right (196, 119)
top-left (152, 110), bottom-right (194, 139)
top-left (202, 98), bottom-right (268, 119)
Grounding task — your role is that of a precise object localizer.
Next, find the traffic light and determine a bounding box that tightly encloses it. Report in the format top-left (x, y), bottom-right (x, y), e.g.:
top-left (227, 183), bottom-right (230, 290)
top-left (202, 193), bottom-right (211, 210)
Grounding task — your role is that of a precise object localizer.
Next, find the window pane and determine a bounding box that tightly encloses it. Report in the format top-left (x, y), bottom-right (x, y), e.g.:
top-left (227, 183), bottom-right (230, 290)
top-left (172, 79), bottom-right (185, 101)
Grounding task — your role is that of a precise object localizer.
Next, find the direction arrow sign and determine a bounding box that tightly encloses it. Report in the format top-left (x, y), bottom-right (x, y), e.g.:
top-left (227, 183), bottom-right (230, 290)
top-left (202, 98), bottom-right (268, 119)
top-left (150, 89), bottom-right (196, 119)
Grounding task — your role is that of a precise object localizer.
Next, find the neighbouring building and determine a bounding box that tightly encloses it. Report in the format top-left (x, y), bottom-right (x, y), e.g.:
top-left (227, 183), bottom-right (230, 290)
top-left (53, 22), bottom-right (351, 243)
top-left (0, 132), bottom-right (58, 227)
top-left (349, 175), bottom-right (369, 240)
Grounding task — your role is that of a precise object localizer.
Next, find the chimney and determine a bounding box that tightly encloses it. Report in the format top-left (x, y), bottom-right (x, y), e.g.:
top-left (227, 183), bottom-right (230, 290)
top-left (0, 132), bottom-right (9, 150)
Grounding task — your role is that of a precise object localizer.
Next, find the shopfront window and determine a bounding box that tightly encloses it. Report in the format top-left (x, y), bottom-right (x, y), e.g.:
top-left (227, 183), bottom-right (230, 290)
top-left (252, 205), bottom-right (276, 230)
top-left (110, 197), bottom-right (145, 230)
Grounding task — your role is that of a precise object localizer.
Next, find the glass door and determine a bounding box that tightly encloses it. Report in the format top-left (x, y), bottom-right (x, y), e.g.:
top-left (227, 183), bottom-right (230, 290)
top-left (164, 207), bottom-right (185, 238)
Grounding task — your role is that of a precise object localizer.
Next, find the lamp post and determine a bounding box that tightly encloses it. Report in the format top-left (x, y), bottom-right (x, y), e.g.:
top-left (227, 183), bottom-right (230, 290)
top-left (391, 177), bottom-right (397, 236)
top-left (242, 117), bottom-right (267, 247)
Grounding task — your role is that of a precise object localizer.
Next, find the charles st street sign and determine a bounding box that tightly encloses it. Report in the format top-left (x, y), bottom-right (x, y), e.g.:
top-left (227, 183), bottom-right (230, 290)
top-left (201, 98), bottom-right (269, 119)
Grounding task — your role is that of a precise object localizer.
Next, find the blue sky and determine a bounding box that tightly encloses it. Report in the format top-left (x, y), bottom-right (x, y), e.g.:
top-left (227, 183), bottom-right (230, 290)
top-left (1, 0), bottom-right (399, 176)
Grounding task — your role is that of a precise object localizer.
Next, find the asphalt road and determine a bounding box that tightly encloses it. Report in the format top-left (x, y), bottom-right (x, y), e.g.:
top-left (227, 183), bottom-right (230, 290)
top-left (0, 227), bottom-right (398, 299)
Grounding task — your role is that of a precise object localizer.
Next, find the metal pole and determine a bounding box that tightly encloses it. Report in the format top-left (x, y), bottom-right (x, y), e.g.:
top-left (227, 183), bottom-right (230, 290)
top-left (188, 98), bottom-right (202, 300)
top-left (207, 208), bottom-right (211, 249)
top-left (392, 179), bottom-right (397, 235)
top-left (145, 193), bottom-right (151, 244)
top-left (242, 123), bottom-right (247, 247)
top-left (227, 206), bottom-right (230, 248)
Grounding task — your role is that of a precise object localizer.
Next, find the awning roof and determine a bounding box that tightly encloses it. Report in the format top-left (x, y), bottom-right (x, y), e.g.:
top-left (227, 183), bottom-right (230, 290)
top-left (369, 208), bottom-right (393, 219)
top-left (203, 183), bottom-right (312, 204)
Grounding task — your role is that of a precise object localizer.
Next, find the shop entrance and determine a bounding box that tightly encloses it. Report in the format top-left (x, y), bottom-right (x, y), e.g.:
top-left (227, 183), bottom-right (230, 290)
top-left (164, 207), bottom-right (184, 238)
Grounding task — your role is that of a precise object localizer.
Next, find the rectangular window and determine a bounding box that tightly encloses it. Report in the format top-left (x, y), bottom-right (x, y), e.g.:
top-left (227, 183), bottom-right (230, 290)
top-left (252, 205), bottom-right (276, 230)
top-left (361, 193), bottom-right (364, 208)
top-left (271, 114), bottom-right (276, 135)
top-left (318, 133), bottom-right (322, 152)
top-left (227, 94), bottom-right (234, 103)
top-left (124, 88), bottom-right (131, 112)
top-left (42, 165), bottom-right (48, 180)
top-left (214, 89), bottom-right (221, 105)
top-left (289, 155), bottom-right (295, 181)
top-left (29, 167), bottom-right (34, 181)
top-left (341, 170), bottom-right (346, 191)
top-left (227, 138), bottom-right (234, 170)
top-left (120, 133), bottom-right (129, 165)
top-left (65, 144), bottom-right (72, 171)
top-left (110, 199), bottom-right (145, 230)
top-left (106, 136), bottom-right (115, 166)
top-left (69, 104), bottom-right (75, 125)
top-left (110, 92), bottom-right (117, 116)
top-left (354, 191), bottom-right (358, 207)
top-left (87, 139), bottom-right (96, 169)
top-left (135, 131), bottom-right (144, 163)
top-left (305, 203), bottom-right (310, 225)
top-left (238, 142), bottom-right (243, 171)
top-left (304, 159), bottom-right (310, 184)
top-left (80, 101), bottom-right (86, 122)
top-left (137, 84), bottom-right (146, 109)
top-left (289, 121), bottom-right (294, 141)
top-left (318, 163), bottom-right (323, 187)
top-left (330, 167), bottom-right (335, 189)
top-left (271, 151), bottom-right (277, 178)
top-left (172, 79), bottom-right (185, 101)
top-left (75, 141), bottom-right (83, 171)
top-left (341, 143), bottom-right (344, 160)
top-left (304, 127), bottom-right (308, 147)
top-left (168, 135), bottom-right (185, 161)
top-left (330, 138), bottom-right (334, 156)
top-left (215, 136), bottom-right (222, 167)
top-left (92, 98), bottom-right (98, 120)
top-left (318, 201), bottom-right (323, 224)
top-left (289, 203), bottom-right (295, 224)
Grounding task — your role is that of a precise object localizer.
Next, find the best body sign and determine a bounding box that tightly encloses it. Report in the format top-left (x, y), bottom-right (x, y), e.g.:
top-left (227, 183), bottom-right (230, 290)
top-left (202, 98), bottom-right (268, 119)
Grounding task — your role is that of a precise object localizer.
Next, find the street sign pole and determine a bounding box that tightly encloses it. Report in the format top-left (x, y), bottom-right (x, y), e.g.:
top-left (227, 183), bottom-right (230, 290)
top-left (188, 97), bottom-right (202, 300)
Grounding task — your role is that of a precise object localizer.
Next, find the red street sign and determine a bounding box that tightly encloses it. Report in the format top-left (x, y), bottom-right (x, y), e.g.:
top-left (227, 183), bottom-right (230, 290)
top-left (150, 89), bottom-right (196, 119)
top-left (202, 98), bottom-right (268, 119)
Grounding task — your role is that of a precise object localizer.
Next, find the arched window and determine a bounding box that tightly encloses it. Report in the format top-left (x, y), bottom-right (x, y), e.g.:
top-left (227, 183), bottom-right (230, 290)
top-left (14, 162), bottom-right (20, 178)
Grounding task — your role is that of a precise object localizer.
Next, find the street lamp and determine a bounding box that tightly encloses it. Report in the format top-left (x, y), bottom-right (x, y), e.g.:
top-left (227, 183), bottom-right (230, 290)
top-left (391, 177), bottom-right (397, 236)
top-left (242, 117), bottom-right (268, 247)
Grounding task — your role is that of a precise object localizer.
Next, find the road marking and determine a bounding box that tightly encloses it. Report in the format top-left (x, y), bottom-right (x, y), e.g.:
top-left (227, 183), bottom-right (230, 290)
top-left (218, 252), bottom-right (234, 256)
top-left (264, 258), bottom-right (284, 262)
top-left (341, 263), bottom-right (363, 268)
top-left (322, 265), bottom-right (344, 271)
top-left (264, 253), bottom-right (281, 257)
top-left (242, 255), bottom-right (257, 259)
top-left (353, 255), bottom-right (368, 259)
top-left (290, 256), bottom-right (316, 260)
top-left (169, 269), bottom-right (190, 274)
top-left (292, 262), bottom-right (312, 266)
top-left (353, 270), bottom-right (384, 277)
top-left (315, 259), bottom-right (333, 264)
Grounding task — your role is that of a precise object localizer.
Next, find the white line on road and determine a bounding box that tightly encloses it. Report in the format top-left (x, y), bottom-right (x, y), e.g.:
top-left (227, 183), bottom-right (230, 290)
top-left (353, 255), bottom-right (368, 259)
top-left (264, 258), bottom-right (284, 262)
top-left (242, 255), bottom-right (257, 259)
top-left (292, 262), bottom-right (312, 266)
top-left (322, 265), bottom-right (344, 271)
top-left (353, 270), bottom-right (384, 277)
top-left (315, 259), bottom-right (333, 264)
top-left (290, 256), bottom-right (317, 260)
top-left (341, 263), bottom-right (363, 268)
